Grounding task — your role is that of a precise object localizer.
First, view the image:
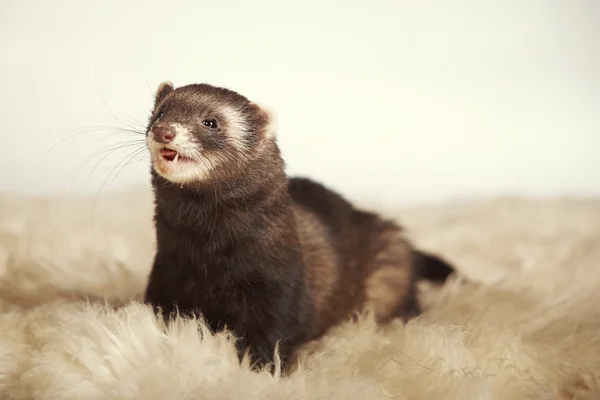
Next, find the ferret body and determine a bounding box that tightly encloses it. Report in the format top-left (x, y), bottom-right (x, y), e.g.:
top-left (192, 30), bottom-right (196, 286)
top-left (143, 82), bottom-right (455, 370)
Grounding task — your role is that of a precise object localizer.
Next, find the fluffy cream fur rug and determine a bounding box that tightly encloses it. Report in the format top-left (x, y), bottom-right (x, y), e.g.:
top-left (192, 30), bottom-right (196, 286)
top-left (0, 188), bottom-right (598, 399)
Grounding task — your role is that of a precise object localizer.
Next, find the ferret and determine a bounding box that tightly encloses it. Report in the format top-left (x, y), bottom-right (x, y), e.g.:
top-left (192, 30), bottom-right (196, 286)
top-left (143, 82), bottom-right (456, 371)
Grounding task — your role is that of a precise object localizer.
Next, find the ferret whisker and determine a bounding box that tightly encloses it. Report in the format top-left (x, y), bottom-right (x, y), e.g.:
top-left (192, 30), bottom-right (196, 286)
top-left (80, 140), bottom-right (145, 168)
top-left (120, 113), bottom-right (146, 130)
top-left (70, 141), bottom-right (146, 190)
top-left (48, 127), bottom-right (145, 154)
top-left (118, 146), bottom-right (149, 172)
top-left (128, 150), bottom-right (150, 165)
top-left (136, 69), bottom-right (156, 100)
top-left (83, 143), bottom-right (145, 188)
top-left (118, 144), bottom-right (149, 164)
top-left (71, 141), bottom-right (145, 182)
top-left (110, 146), bottom-right (150, 183)
top-left (89, 144), bottom-right (146, 224)
top-left (93, 68), bottom-right (147, 134)
top-left (73, 125), bottom-right (146, 136)
top-left (90, 155), bottom-right (148, 170)
top-left (120, 114), bottom-right (145, 130)
top-left (94, 132), bottom-right (145, 142)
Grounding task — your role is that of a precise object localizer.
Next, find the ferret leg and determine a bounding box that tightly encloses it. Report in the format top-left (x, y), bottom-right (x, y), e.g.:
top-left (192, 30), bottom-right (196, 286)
top-left (364, 227), bottom-right (420, 322)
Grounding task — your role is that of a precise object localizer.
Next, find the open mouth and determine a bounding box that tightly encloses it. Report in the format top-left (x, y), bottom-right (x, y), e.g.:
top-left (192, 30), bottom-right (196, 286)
top-left (153, 144), bottom-right (212, 181)
top-left (159, 148), bottom-right (192, 163)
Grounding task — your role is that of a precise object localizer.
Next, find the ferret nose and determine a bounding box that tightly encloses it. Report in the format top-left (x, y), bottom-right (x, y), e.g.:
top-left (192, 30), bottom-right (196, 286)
top-left (152, 126), bottom-right (176, 144)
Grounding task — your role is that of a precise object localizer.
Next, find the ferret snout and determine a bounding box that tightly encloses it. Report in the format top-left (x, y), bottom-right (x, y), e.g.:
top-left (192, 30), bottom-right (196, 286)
top-left (152, 125), bottom-right (176, 144)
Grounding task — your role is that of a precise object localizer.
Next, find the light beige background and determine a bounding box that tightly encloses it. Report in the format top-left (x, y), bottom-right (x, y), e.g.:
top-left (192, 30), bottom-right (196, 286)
top-left (1, 0), bottom-right (598, 204)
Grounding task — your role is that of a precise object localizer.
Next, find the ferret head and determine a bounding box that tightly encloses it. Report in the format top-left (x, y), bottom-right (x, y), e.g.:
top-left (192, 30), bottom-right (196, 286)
top-left (146, 82), bottom-right (277, 184)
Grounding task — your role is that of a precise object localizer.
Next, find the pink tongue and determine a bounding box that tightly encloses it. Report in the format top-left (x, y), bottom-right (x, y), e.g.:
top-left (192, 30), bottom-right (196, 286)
top-left (160, 148), bottom-right (178, 161)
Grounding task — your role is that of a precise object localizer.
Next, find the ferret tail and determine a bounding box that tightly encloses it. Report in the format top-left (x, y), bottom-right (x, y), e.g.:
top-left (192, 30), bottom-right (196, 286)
top-left (414, 250), bottom-right (455, 283)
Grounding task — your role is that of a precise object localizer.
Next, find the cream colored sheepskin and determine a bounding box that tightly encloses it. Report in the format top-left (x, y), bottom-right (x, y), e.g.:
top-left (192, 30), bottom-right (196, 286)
top-left (0, 188), bottom-right (599, 399)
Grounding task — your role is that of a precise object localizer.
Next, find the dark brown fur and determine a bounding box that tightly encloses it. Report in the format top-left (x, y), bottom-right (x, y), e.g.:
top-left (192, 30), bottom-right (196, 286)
top-left (143, 83), bottom-right (455, 372)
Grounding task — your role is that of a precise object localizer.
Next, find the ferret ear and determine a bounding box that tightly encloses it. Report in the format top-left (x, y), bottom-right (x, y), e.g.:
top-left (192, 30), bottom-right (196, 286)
top-left (154, 81), bottom-right (174, 108)
top-left (247, 102), bottom-right (278, 140)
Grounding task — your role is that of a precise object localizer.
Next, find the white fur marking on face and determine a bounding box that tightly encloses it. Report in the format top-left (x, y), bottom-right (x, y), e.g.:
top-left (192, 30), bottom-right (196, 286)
top-left (146, 122), bottom-right (221, 184)
top-left (170, 123), bottom-right (195, 149)
top-left (220, 105), bottom-right (250, 152)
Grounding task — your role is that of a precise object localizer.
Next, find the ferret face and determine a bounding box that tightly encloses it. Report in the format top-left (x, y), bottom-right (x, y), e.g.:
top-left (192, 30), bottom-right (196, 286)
top-left (146, 82), bottom-right (275, 184)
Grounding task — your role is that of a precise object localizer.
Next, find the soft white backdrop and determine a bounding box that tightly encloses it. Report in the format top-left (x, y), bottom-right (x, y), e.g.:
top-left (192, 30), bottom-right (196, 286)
top-left (1, 0), bottom-right (599, 205)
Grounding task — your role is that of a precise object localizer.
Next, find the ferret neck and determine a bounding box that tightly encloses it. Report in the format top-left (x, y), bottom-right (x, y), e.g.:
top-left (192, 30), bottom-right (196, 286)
top-left (151, 143), bottom-right (292, 237)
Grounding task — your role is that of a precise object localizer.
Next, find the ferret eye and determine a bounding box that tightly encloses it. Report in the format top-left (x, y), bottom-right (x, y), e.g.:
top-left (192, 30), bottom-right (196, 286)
top-left (203, 118), bottom-right (218, 129)
top-left (156, 110), bottom-right (164, 118)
